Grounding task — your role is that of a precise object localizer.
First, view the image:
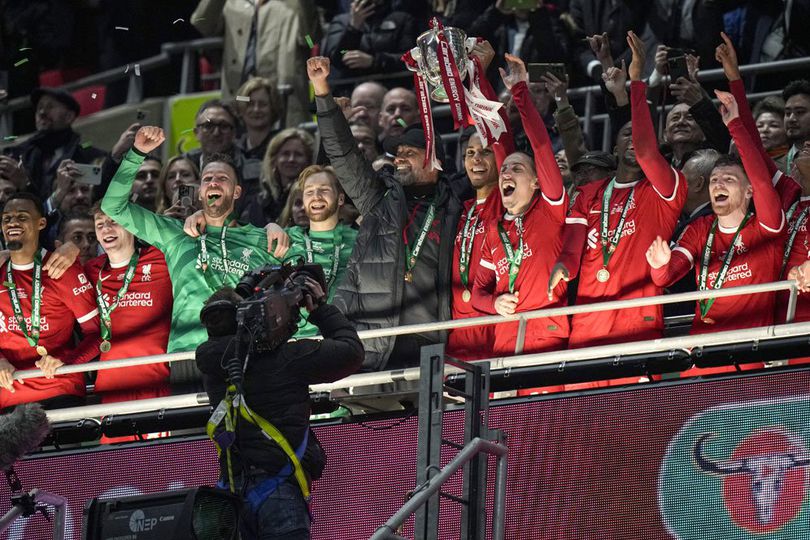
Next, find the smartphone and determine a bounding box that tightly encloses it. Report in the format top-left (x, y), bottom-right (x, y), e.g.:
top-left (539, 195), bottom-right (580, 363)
top-left (501, 0), bottom-right (538, 10)
top-left (73, 163), bottom-right (103, 186)
top-left (666, 48), bottom-right (694, 81)
top-left (136, 109), bottom-right (147, 121)
top-left (178, 184), bottom-right (197, 208)
top-left (528, 63), bottom-right (567, 83)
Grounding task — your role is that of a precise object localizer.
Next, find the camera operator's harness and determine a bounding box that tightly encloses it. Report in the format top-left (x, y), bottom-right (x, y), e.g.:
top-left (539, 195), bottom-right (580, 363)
top-left (206, 385), bottom-right (311, 508)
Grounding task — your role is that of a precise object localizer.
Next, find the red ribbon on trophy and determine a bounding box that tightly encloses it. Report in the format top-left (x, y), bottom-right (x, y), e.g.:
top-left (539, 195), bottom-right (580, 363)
top-left (401, 18), bottom-right (508, 170)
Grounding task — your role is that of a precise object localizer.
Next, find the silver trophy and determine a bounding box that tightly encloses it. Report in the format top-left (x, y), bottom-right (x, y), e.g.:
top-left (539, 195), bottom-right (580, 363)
top-left (410, 26), bottom-right (471, 103)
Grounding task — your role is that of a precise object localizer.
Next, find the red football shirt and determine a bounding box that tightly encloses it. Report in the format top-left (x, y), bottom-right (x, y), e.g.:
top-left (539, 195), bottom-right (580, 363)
top-left (671, 214), bottom-right (786, 334)
top-left (85, 246), bottom-right (172, 401)
top-left (448, 197), bottom-right (497, 360)
top-left (566, 174), bottom-right (686, 347)
top-left (0, 251), bottom-right (99, 408)
top-left (474, 191), bottom-right (569, 355)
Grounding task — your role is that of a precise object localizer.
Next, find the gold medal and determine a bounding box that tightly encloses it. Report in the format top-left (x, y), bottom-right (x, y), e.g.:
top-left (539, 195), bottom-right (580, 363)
top-left (100, 340), bottom-right (112, 353)
top-left (596, 268), bottom-right (610, 283)
top-left (404, 271), bottom-right (413, 283)
top-left (36, 345), bottom-right (48, 357)
top-left (462, 289), bottom-right (471, 303)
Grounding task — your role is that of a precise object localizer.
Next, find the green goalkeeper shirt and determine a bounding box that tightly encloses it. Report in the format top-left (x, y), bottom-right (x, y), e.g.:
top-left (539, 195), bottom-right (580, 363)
top-left (284, 223), bottom-right (357, 337)
top-left (101, 149), bottom-right (279, 353)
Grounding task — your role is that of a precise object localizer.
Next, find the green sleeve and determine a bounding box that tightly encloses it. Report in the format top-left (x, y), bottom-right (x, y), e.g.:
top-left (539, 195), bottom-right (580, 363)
top-left (100, 149), bottom-right (185, 250)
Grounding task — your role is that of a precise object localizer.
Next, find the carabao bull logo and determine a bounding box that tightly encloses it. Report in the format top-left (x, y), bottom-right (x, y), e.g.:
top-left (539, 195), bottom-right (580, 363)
top-left (659, 395), bottom-right (810, 539)
top-left (693, 430), bottom-right (810, 531)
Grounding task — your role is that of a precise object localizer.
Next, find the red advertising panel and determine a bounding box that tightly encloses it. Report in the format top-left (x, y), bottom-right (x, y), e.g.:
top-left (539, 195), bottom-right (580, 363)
top-left (2, 368), bottom-right (809, 539)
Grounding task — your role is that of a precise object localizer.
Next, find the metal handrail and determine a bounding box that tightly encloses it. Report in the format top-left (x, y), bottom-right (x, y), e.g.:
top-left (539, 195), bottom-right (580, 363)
top-left (43, 318), bottom-right (810, 423)
top-left (16, 278), bottom-right (799, 384)
top-left (369, 437), bottom-right (508, 540)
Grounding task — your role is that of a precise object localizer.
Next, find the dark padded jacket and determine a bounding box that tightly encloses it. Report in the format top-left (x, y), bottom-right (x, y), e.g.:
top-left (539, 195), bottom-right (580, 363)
top-left (196, 303), bottom-right (363, 480)
top-left (315, 94), bottom-right (466, 371)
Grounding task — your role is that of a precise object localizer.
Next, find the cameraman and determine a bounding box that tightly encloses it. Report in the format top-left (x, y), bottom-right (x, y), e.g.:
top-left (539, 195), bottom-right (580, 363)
top-left (196, 272), bottom-right (363, 539)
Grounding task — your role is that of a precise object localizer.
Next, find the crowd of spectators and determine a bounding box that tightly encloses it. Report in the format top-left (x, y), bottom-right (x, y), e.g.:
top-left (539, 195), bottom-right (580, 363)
top-left (0, 0), bottom-right (810, 417)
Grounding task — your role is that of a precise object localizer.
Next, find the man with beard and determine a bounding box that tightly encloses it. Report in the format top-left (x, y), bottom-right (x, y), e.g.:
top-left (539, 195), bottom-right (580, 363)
top-left (548, 31), bottom-right (688, 357)
top-left (0, 88), bottom-right (105, 198)
top-left (284, 165), bottom-right (358, 338)
top-left (783, 80), bottom-right (810, 176)
top-left (184, 100), bottom-right (263, 223)
top-left (472, 54), bottom-right (569, 363)
top-left (0, 193), bottom-right (100, 410)
top-left (86, 202), bottom-right (172, 406)
top-left (309, 56), bottom-right (467, 371)
top-left (446, 129), bottom-right (506, 361)
top-left (102, 126), bottom-right (280, 353)
top-left (647, 90), bottom-right (786, 375)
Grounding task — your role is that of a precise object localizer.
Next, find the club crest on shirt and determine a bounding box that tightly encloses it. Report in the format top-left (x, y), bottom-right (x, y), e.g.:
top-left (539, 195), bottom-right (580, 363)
top-left (719, 235), bottom-right (748, 258)
top-left (141, 263), bottom-right (152, 282)
top-left (78, 273), bottom-right (88, 285)
top-left (241, 248), bottom-right (254, 262)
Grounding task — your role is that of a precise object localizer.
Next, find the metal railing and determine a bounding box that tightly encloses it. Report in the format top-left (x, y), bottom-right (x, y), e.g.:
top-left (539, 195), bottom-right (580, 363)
top-left (369, 437), bottom-right (508, 540)
top-left (0, 37), bottom-right (224, 136)
top-left (35, 279), bottom-right (807, 423)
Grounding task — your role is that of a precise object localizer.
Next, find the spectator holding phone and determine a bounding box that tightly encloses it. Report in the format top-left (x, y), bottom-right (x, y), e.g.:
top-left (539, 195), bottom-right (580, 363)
top-left (3, 88), bottom-right (105, 199)
top-left (156, 156), bottom-right (200, 217)
top-left (321, 0), bottom-right (418, 84)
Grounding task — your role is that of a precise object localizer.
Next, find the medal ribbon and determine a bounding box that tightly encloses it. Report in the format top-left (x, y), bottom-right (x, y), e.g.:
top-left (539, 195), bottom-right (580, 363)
top-left (698, 213), bottom-right (752, 319)
top-left (497, 218), bottom-right (524, 294)
top-left (304, 226), bottom-right (343, 293)
top-left (600, 178), bottom-right (635, 269)
top-left (5, 251), bottom-right (43, 349)
top-left (96, 250), bottom-right (140, 342)
top-left (458, 203), bottom-right (480, 290)
top-left (786, 145), bottom-right (798, 174)
top-left (405, 199), bottom-right (437, 278)
top-left (199, 225), bottom-right (229, 286)
top-left (781, 201), bottom-right (809, 277)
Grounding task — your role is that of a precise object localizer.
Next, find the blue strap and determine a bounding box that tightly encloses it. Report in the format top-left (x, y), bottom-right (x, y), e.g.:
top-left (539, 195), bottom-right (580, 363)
top-left (244, 429), bottom-right (310, 511)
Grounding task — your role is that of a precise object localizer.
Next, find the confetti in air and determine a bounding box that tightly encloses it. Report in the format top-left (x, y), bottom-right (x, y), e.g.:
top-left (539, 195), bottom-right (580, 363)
top-left (181, 128), bottom-right (194, 134)
top-left (235, 95), bottom-right (250, 102)
top-left (305, 35), bottom-right (314, 49)
top-left (81, 142), bottom-right (93, 149)
top-left (14, 58), bottom-right (29, 67)
top-left (173, 18), bottom-right (184, 24)
top-left (134, 64), bottom-right (141, 77)
top-left (91, 93), bottom-right (97, 100)
top-left (340, 49), bottom-right (348, 54)
top-left (124, 64), bottom-right (130, 74)
top-left (3, 136), bottom-right (18, 141)
top-left (19, 47), bottom-right (31, 52)
top-left (397, 118), bottom-right (408, 127)
top-left (115, 26), bottom-right (129, 31)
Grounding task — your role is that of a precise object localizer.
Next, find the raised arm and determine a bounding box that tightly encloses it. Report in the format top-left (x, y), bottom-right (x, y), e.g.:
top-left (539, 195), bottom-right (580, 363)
top-left (500, 54), bottom-right (564, 203)
top-left (716, 90), bottom-right (784, 233)
top-left (100, 127), bottom-right (184, 250)
top-left (647, 234), bottom-right (694, 287)
top-left (627, 31), bottom-right (679, 199)
top-left (308, 57), bottom-right (385, 216)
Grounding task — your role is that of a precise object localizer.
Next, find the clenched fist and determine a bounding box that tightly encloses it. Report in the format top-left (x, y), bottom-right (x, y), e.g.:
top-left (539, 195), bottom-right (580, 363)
top-left (307, 57), bottom-right (331, 97)
top-left (134, 126), bottom-right (166, 155)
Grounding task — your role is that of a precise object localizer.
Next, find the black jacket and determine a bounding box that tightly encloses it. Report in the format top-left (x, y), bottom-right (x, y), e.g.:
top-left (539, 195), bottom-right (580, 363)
top-left (315, 94), bottom-right (466, 371)
top-left (321, 9), bottom-right (417, 81)
top-left (9, 128), bottom-right (106, 198)
top-left (196, 304), bottom-right (363, 479)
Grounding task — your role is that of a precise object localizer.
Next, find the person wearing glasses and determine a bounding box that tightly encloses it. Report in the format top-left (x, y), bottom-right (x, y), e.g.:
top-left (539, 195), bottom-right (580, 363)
top-left (184, 100), bottom-right (264, 225)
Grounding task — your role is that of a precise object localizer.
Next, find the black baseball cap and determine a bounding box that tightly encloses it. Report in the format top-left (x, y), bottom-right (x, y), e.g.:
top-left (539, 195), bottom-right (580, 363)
top-left (30, 87), bottom-right (81, 116)
top-left (571, 151), bottom-right (617, 171)
top-left (383, 124), bottom-right (446, 165)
